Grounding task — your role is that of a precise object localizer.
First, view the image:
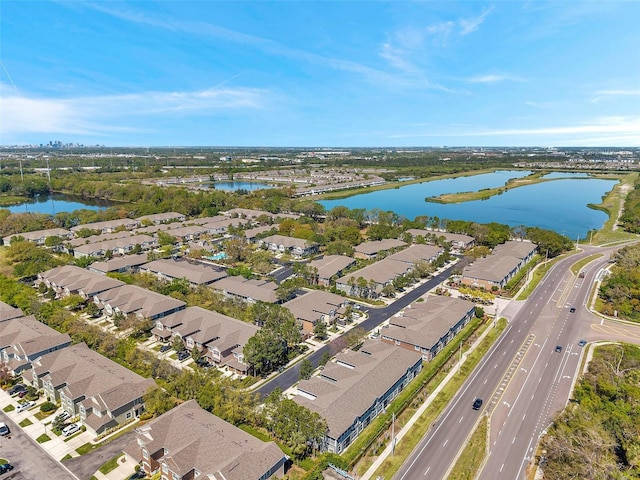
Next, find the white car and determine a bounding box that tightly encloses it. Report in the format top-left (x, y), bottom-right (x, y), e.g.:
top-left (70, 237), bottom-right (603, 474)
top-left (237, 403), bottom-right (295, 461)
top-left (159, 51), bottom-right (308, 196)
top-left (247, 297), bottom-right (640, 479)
top-left (62, 423), bottom-right (81, 437)
top-left (15, 401), bottom-right (36, 413)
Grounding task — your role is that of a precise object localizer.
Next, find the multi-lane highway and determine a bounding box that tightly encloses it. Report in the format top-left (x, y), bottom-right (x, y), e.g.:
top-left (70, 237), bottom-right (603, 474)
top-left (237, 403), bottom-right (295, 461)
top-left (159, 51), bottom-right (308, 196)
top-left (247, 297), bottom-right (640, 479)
top-left (395, 246), bottom-right (622, 480)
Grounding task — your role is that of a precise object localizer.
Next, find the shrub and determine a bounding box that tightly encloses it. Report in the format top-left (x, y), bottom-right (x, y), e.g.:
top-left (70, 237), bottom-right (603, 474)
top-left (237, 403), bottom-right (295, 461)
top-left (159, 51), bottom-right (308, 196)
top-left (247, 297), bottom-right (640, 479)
top-left (40, 401), bottom-right (57, 413)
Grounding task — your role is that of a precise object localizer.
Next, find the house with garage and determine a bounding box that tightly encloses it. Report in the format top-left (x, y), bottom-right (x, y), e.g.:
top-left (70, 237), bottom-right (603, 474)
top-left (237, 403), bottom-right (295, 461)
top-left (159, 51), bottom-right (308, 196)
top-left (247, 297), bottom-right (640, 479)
top-left (139, 258), bottom-right (227, 287)
top-left (37, 265), bottom-right (125, 300)
top-left (93, 284), bottom-right (186, 321)
top-left (125, 399), bottom-right (287, 480)
top-left (353, 239), bottom-right (407, 260)
top-left (293, 339), bottom-right (422, 454)
top-left (258, 234), bottom-right (319, 258)
top-left (284, 290), bottom-right (349, 336)
top-left (308, 255), bottom-right (356, 287)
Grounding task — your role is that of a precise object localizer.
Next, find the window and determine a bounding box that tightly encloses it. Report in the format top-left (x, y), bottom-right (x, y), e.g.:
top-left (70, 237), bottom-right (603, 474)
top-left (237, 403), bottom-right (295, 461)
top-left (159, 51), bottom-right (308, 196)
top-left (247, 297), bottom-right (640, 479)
top-left (142, 449), bottom-right (148, 459)
top-left (126, 412), bottom-right (132, 419)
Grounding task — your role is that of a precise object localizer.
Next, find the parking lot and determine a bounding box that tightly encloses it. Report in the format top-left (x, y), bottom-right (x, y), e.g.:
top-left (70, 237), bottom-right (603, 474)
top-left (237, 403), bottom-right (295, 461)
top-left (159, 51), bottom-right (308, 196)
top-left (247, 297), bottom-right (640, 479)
top-left (0, 389), bottom-right (138, 480)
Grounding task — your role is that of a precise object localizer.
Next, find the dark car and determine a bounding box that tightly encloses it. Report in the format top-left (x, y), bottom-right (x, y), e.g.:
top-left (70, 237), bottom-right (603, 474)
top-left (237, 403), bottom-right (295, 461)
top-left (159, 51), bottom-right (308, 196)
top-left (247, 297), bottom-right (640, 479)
top-left (472, 398), bottom-right (483, 410)
top-left (555, 345), bottom-right (563, 353)
top-left (8, 384), bottom-right (26, 395)
top-left (17, 390), bottom-right (27, 398)
top-left (569, 307), bottom-right (576, 313)
top-left (0, 464), bottom-right (14, 474)
top-left (159, 344), bottom-right (171, 353)
top-left (177, 350), bottom-right (190, 361)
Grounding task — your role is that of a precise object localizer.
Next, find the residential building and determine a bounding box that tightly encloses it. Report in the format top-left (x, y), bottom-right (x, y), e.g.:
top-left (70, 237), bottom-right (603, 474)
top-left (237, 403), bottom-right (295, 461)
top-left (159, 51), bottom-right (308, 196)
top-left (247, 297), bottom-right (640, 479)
top-left (2, 228), bottom-right (73, 246)
top-left (0, 316), bottom-right (72, 375)
top-left (93, 284), bottom-right (186, 321)
top-left (294, 340), bottom-right (423, 454)
top-left (72, 234), bottom-right (157, 259)
top-left (353, 239), bottom-right (407, 259)
top-left (136, 212), bottom-right (186, 225)
top-left (139, 258), bottom-right (227, 287)
top-left (153, 307), bottom-right (258, 374)
top-left (461, 240), bottom-right (537, 290)
top-left (308, 255), bottom-right (356, 287)
top-left (284, 290), bottom-right (348, 335)
top-left (211, 276), bottom-right (279, 304)
top-left (0, 301), bottom-right (23, 323)
top-left (126, 399), bottom-right (287, 480)
top-left (380, 296), bottom-right (476, 360)
top-left (335, 258), bottom-right (412, 297)
top-left (88, 254), bottom-right (150, 275)
top-left (28, 343), bottom-right (155, 437)
top-left (243, 225), bottom-right (277, 243)
top-left (70, 218), bottom-right (140, 235)
top-left (405, 229), bottom-right (475, 251)
top-left (259, 234), bottom-right (319, 258)
top-left (37, 265), bottom-right (125, 300)
top-left (385, 244), bottom-right (443, 265)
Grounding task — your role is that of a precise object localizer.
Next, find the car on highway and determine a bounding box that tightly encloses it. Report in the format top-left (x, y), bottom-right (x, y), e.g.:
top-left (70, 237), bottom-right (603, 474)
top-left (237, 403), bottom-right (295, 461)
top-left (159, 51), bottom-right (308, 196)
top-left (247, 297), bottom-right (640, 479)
top-left (0, 422), bottom-right (10, 436)
top-left (578, 339), bottom-right (587, 347)
top-left (472, 398), bottom-right (483, 410)
top-left (0, 463), bottom-right (14, 474)
top-left (62, 423), bottom-right (81, 437)
top-left (555, 345), bottom-right (563, 353)
top-left (16, 401), bottom-right (36, 413)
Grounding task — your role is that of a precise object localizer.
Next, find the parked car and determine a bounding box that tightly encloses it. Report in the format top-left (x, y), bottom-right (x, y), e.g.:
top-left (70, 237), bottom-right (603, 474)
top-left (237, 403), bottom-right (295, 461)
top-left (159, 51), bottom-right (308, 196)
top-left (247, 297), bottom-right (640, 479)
top-left (159, 344), bottom-right (171, 353)
top-left (62, 423), bottom-right (81, 437)
top-left (8, 384), bottom-right (26, 395)
top-left (17, 390), bottom-right (27, 398)
top-left (177, 350), bottom-right (190, 361)
top-left (56, 411), bottom-right (71, 422)
top-left (472, 398), bottom-right (483, 410)
top-left (0, 463), bottom-right (14, 474)
top-left (16, 401), bottom-right (36, 413)
top-left (0, 422), bottom-right (10, 436)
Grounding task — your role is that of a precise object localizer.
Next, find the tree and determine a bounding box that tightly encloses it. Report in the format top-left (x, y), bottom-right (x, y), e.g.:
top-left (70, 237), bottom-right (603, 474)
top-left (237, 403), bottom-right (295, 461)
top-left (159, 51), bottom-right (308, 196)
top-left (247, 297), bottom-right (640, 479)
top-left (319, 351), bottom-right (331, 368)
top-left (143, 386), bottom-right (177, 416)
top-left (299, 359), bottom-right (314, 380)
top-left (314, 320), bottom-right (328, 340)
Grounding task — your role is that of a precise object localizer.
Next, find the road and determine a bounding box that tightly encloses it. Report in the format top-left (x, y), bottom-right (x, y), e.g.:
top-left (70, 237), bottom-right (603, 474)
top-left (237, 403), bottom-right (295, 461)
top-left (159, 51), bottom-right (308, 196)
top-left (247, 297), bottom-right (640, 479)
top-left (394, 246), bottom-right (623, 480)
top-left (256, 264), bottom-right (457, 397)
top-left (0, 412), bottom-right (75, 480)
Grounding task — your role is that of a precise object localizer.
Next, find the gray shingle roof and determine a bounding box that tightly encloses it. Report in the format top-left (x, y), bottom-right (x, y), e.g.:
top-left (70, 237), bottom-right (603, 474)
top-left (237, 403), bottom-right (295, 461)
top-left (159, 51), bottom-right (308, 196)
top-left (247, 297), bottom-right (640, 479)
top-left (0, 301), bottom-right (23, 322)
top-left (140, 258), bottom-right (227, 285)
top-left (0, 316), bottom-right (71, 358)
top-left (308, 255), bottom-right (356, 280)
top-left (95, 284), bottom-right (186, 318)
top-left (135, 400), bottom-right (286, 480)
top-left (355, 239), bottom-right (407, 256)
top-left (294, 339), bottom-right (422, 438)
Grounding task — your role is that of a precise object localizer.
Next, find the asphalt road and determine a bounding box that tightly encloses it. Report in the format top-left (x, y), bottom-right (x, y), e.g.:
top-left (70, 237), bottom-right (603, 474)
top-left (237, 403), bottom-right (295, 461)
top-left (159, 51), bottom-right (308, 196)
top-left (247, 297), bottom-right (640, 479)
top-left (0, 412), bottom-right (75, 480)
top-left (256, 264), bottom-right (457, 397)
top-left (394, 246), bottom-right (621, 480)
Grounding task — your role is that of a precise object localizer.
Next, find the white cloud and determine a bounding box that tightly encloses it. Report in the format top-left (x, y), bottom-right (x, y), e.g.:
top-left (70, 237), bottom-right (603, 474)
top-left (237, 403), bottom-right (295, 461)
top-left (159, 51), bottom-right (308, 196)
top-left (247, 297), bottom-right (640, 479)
top-left (0, 84), bottom-right (267, 137)
top-left (466, 74), bottom-right (507, 84)
top-left (459, 6), bottom-right (494, 35)
top-left (389, 116), bottom-right (640, 145)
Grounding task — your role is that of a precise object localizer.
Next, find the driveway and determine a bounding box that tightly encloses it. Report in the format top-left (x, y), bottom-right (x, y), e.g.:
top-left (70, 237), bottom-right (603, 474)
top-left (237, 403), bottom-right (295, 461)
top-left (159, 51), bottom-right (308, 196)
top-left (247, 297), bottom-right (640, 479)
top-left (63, 431), bottom-right (136, 480)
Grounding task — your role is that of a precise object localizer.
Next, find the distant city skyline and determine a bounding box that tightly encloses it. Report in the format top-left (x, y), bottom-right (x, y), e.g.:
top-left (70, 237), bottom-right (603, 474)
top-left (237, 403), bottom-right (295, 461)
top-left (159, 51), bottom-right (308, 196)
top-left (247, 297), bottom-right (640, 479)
top-left (1, 1), bottom-right (639, 147)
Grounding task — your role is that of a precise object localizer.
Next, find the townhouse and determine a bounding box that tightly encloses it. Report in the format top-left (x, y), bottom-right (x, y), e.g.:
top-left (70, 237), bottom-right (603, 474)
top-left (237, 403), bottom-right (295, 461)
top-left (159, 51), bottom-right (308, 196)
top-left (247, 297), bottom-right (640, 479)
top-left (126, 399), bottom-right (287, 480)
top-left (152, 307), bottom-right (258, 374)
top-left (139, 258), bottom-right (227, 287)
top-left (211, 276), bottom-right (279, 304)
top-left (37, 265), bottom-right (125, 300)
top-left (405, 229), bottom-right (475, 251)
top-left (28, 343), bottom-right (155, 437)
top-left (0, 301), bottom-right (23, 322)
top-left (461, 240), bottom-right (537, 290)
top-left (0, 316), bottom-right (72, 375)
top-left (308, 255), bottom-right (356, 287)
top-left (335, 258), bottom-right (412, 297)
top-left (294, 340), bottom-right (423, 454)
top-left (380, 296), bottom-right (476, 361)
top-left (72, 234), bottom-right (157, 259)
top-left (2, 227), bottom-right (73, 246)
top-left (258, 234), bottom-right (319, 258)
top-left (136, 212), bottom-right (186, 225)
top-left (353, 239), bottom-right (407, 260)
top-left (88, 253), bottom-right (150, 275)
top-left (93, 284), bottom-right (186, 321)
top-left (70, 218), bottom-right (140, 235)
top-left (284, 290), bottom-right (349, 335)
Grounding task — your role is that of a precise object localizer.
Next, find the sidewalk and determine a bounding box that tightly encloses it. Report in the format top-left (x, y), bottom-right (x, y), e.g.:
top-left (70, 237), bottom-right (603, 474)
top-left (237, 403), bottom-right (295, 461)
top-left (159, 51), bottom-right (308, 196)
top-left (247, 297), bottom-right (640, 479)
top-left (0, 389), bottom-right (137, 480)
top-left (360, 314), bottom-right (502, 480)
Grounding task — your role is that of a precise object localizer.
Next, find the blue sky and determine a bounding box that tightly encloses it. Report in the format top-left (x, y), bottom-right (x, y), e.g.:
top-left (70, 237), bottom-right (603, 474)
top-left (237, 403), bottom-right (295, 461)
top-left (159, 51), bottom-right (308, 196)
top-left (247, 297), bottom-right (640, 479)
top-left (1, 1), bottom-right (639, 147)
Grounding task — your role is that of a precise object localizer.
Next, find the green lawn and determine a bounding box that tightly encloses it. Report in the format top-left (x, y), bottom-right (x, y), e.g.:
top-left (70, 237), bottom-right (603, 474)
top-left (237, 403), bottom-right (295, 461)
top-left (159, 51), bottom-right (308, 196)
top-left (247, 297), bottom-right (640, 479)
top-left (448, 416), bottom-right (488, 480)
top-left (36, 433), bottom-right (51, 443)
top-left (19, 418), bottom-right (33, 427)
top-left (2, 405), bottom-right (15, 413)
top-left (98, 454), bottom-right (124, 474)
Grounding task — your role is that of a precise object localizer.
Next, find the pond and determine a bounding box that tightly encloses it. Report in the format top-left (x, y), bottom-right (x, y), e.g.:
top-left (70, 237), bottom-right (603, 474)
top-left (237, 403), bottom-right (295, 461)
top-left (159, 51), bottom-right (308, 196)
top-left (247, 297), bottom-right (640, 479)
top-left (4, 194), bottom-right (113, 215)
top-left (320, 171), bottom-right (616, 240)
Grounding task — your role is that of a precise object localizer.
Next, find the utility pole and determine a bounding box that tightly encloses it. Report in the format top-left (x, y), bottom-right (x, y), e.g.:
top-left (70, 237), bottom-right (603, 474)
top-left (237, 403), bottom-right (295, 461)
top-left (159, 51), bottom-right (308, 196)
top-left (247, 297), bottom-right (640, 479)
top-left (391, 411), bottom-right (395, 456)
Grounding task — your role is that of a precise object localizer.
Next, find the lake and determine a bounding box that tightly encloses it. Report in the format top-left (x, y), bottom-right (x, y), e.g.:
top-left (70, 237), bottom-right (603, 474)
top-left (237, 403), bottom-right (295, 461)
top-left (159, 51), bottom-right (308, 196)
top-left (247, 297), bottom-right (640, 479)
top-left (5, 194), bottom-right (113, 215)
top-left (320, 171), bottom-right (617, 240)
top-left (208, 181), bottom-right (271, 191)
